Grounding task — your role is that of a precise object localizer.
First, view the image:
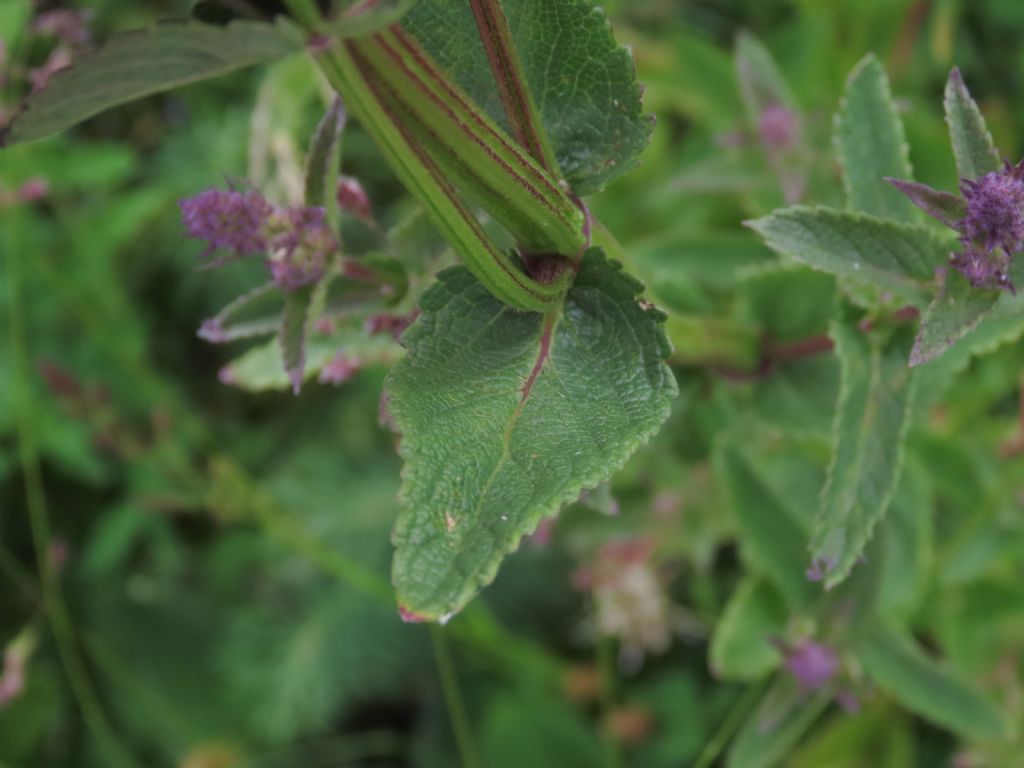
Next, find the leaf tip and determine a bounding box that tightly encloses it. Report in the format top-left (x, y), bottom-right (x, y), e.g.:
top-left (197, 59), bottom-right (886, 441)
top-left (397, 605), bottom-right (431, 623)
top-left (287, 366), bottom-right (303, 395)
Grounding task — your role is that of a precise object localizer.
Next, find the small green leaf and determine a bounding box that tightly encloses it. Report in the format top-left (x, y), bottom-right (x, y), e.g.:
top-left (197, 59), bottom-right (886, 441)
top-left (403, 0), bottom-right (653, 195)
top-left (279, 287), bottom-right (315, 394)
top-left (834, 54), bottom-right (916, 222)
top-left (910, 267), bottom-right (1001, 366)
top-left (716, 446), bottom-right (815, 608)
top-left (944, 68), bottom-right (1001, 181)
top-left (222, 327), bottom-right (403, 393)
top-left (746, 207), bottom-right (948, 301)
top-left (811, 320), bottom-right (916, 588)
top-left (1, 20), bottom-right (300, 147)
top-left (727, 677), bottom-right (830, 768)
top-left (914, 273), bottom-right (1024, 405)
top-left (387, 249), bottom-right (676, 621)
top-left (857, 626), bottom-right (1013, 742)
top-left (710, 577), bottom-right (786, 681)
top-left (199, 282), bottom-right (284, 343)
top-left (304, 97), bottom-right (346, 235)
top-left (885, 178), bottom-right (966, 229)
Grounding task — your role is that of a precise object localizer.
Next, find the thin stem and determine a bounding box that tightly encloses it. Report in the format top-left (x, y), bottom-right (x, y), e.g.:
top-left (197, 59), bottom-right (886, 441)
top-left (431, 626), bottom-right (482, 768)
top-left (4, 220), bottom-right (136, 768)
top-left (596, 636), bottom-right (624, 768)
top-left (467, 0), bottom-right (559, 173)
top-left (691, 678), bottom-right (769, 768)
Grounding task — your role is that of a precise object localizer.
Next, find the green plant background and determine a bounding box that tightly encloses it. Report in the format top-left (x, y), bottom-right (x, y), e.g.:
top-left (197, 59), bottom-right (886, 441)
top-left (3, 0), bottom-right (1024, 766)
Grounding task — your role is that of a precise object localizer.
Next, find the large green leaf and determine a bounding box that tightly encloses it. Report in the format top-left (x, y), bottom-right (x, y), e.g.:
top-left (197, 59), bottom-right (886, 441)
top-left (222, 328), bottom-right (403, 393)
top-left (746, 207), bottom-right (947, 301)
top-left (857, 627), bottom-right (1012, 742)
top-left (402, 0), bottom-right (653, 195)
top-left (387, 249), bottom-right (676, 621)
top-left (1, 20), bottom-right (300, 147)
top-left (716, 446), bottom-right (815, 609)
top-left (728, 677), bottom-right (830, 768)
top-left (810, 321), bottom-right (916, 588)
top-left (834, 54), bottom-right (916, 222)
top-left (944, 68), bottom-right (1001, 181)
top-left (710, 577), bottom-right (787, 681)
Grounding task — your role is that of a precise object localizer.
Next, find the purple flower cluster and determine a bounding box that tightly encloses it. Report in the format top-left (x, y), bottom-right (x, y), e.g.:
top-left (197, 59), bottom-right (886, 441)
top-left (266, 207), bottom-right (334, 289)
top-left (953, 160), bottom-right (1024, 291)
top-left (758, 104), bottom-right (799, 151)
top-left (891, 159), bottom-right (1024, 293)
top-left (179, 187), bottom-right (338, 291)
top-left (783, 639), bottom-right (839, 691)
top-left (180, 189), bottom-right (272, 260)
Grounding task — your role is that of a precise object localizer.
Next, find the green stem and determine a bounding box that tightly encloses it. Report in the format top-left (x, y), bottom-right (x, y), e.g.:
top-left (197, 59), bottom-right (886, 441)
top-left (431, 626), bottom-right (483, 768)
top-left (467, 0), bottom-right (559, 173)
top-left (312, 39), bottom-right (570, 311)
top-left (691, 679), bottom-right (769, 768)
top-left (596, 636), bottom-right (624, 768)
top-left (4, 220), bottom-right (136, 768)
top-left (351, 29), bottom-right (583, 256)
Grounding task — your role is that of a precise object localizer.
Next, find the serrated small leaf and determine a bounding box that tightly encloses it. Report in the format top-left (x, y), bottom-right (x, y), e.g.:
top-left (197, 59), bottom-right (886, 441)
top-left (387, 249), bottom-right (676, 621)
top-left (857, 627), bottom-right (1012, 742)
top-left (403, 0), bottom-right (652, 195)
top-left (304, 97), bottom-right (346, 235)
top-left (944, 68), bottom-right (1001, 181)
top-left (885, 178), bottom-right (966, 229)
top-left (910, 267), bottom-right (1000, 366)
top-left (747, 207), bottom-right (948, 301)
top-left (1, 20), bottom-right (300, 147)
top-left (710, 577), bottom-right (786, 681)
top-left (727, 676), bottom-right (830, 768)
top-left (279, 287), bottom-right (314, 395)
top-left (716, 447), bottom-right (815, 608)
top-left (811, 321), bottom-right (916, 588)
top-left (834, 55), bottom-right (916, 222)
top-left (914, 274), bottom-right (1024, 405)
top-left (199, 282), bottom-right (284, 343)
top-left (222, 328), bottom-right (403, 393)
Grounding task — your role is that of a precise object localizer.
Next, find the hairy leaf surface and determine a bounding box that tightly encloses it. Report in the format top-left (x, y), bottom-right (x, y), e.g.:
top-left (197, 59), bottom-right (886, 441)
top-left (835, 55), bottom-right (916, 222)
top-left (747, 207), bottom-right (948, 301)
top-left (944, 68), bottom-right (1001, 181)
top-left (811, 321), bottom-right (916, 588)
top-left (910, 269), bottom-right (1001, 366)
top-left (387, 249), bottom-right (676, 621)
top-left (2, 20), bottom-right (299, 146)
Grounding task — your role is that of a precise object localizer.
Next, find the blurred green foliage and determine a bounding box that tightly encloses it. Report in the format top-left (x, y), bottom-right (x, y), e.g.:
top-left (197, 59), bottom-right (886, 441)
top-left (3, 0), bottom-right (1024, 766)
